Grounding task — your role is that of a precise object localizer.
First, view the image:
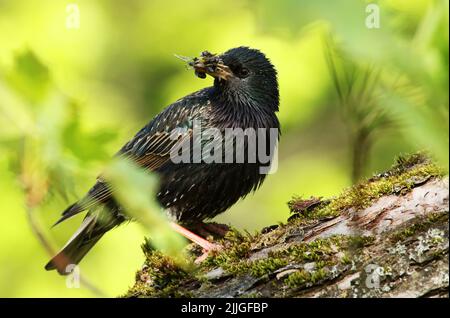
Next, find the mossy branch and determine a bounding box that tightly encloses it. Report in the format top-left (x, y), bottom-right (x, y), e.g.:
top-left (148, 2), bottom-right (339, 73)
top-left (125, 153), bottom-right (449, 298)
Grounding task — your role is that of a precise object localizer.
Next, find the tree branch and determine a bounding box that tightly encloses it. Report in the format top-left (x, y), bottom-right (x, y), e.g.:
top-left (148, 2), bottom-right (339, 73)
top-left (125, 154), bottom-right (449, 298)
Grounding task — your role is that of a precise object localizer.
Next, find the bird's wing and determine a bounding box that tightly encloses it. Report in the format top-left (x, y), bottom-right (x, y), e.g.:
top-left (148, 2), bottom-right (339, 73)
top-left (54, 89), bottom-right (211, 226)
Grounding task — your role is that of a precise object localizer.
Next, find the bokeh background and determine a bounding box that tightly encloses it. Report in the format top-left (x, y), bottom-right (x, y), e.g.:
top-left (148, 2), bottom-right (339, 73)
top-left (0, 0), bottom-right (448, 297)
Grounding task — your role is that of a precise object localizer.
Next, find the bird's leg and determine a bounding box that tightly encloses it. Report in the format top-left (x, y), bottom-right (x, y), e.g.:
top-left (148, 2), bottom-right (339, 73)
top-left (170, 222), bottom-right (221, 263)
top-left (170, 222), bottom-right (218, 250)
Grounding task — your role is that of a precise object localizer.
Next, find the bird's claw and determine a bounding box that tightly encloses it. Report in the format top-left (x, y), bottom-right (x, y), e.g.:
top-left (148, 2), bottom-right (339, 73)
top-left (194, 243), bottom-right (222, 264)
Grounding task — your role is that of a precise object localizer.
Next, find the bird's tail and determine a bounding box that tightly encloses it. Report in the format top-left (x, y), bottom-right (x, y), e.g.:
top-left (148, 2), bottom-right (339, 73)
top-left (45, 209), bottom-right (121, 275)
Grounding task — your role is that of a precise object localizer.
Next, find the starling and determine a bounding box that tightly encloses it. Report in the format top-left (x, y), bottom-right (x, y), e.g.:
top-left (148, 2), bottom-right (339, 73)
top-left (46, 47), bottom-right (280, 274)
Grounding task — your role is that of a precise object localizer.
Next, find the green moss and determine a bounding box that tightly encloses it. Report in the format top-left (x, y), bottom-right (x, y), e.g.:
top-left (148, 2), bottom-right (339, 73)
top-left (198, 228), bottom-right (262, 276)
top-left (389, 152), bottom-right (431, 177)
top-left (340, 253), bottom-right (352, 265)
top-left (249, 258), bottom-right (289, 277)
top-left (202, 233), bottom-right (253, 269)
top-left (285, 270), bottom-right (310, 287)
top-left (197, 234), bottom-right (373, 282)
top-left (251, 236), bottom-right (367, 279)
top-left (391, 213), bottom-right (448, 242)
top-left (204, 251), bottom-right (287, 277)
top-left (289, 153), bottom-right (444, 221)
top-left (347, 235), bottom-right (375, 249)
top-left (202, 236), bottom-right (346, 278)
top-left (285, 268), bottom-right (328, 288)
top-left (278, 237), bottom-right (338, 261)
top-left (310, 268), bottom-right (327, 283)
top-left (126, 240), bottom-right (191, 297)
top-left (282, 236), bottom-right (373, 289)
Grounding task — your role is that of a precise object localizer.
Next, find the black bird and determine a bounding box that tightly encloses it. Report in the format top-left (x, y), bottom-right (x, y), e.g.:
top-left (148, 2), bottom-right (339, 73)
top-left (46, 46), bottom-right (280, 274)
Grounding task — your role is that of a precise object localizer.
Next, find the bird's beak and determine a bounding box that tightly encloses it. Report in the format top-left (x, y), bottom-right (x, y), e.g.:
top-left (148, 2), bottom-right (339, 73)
top-left (192, 56), bottom-right (234, 81)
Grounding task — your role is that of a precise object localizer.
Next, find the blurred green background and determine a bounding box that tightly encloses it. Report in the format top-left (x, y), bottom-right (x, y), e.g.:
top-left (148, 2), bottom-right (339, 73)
top-left (0, 0), bottom-right (447, 297)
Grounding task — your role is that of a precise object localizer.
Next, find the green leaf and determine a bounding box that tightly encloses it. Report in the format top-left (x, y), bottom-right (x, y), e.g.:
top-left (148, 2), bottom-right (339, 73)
top-left (103, 158), bottom-right (187, 265)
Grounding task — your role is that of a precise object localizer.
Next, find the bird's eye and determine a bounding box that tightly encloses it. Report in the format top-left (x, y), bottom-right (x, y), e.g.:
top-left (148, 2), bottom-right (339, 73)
top-left (238, 67), bottom-right (250, 78)
top-left (228, 63), bottom-right (250, 78)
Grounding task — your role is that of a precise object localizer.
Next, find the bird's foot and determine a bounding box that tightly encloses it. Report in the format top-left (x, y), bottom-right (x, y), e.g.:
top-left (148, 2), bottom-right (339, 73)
top-left (194, 244), bottom-right (222, 264)
top-left (188, 222), bottom-right (229, 263)
top-left (170, 222), bottom-right (222, 263)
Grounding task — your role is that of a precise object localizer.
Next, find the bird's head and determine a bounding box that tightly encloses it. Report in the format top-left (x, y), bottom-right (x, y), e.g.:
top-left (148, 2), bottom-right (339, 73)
top-left (190, 47), bottom-right (279, 111)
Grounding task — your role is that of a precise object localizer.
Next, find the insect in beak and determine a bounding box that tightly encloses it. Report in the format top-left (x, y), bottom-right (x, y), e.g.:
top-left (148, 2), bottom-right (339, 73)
top-left (175, 51), bottom-right (234, 80)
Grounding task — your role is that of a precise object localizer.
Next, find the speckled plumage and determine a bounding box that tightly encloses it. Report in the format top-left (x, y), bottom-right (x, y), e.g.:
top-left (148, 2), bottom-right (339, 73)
top-left (46, 47), bottom-right (280, 273)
